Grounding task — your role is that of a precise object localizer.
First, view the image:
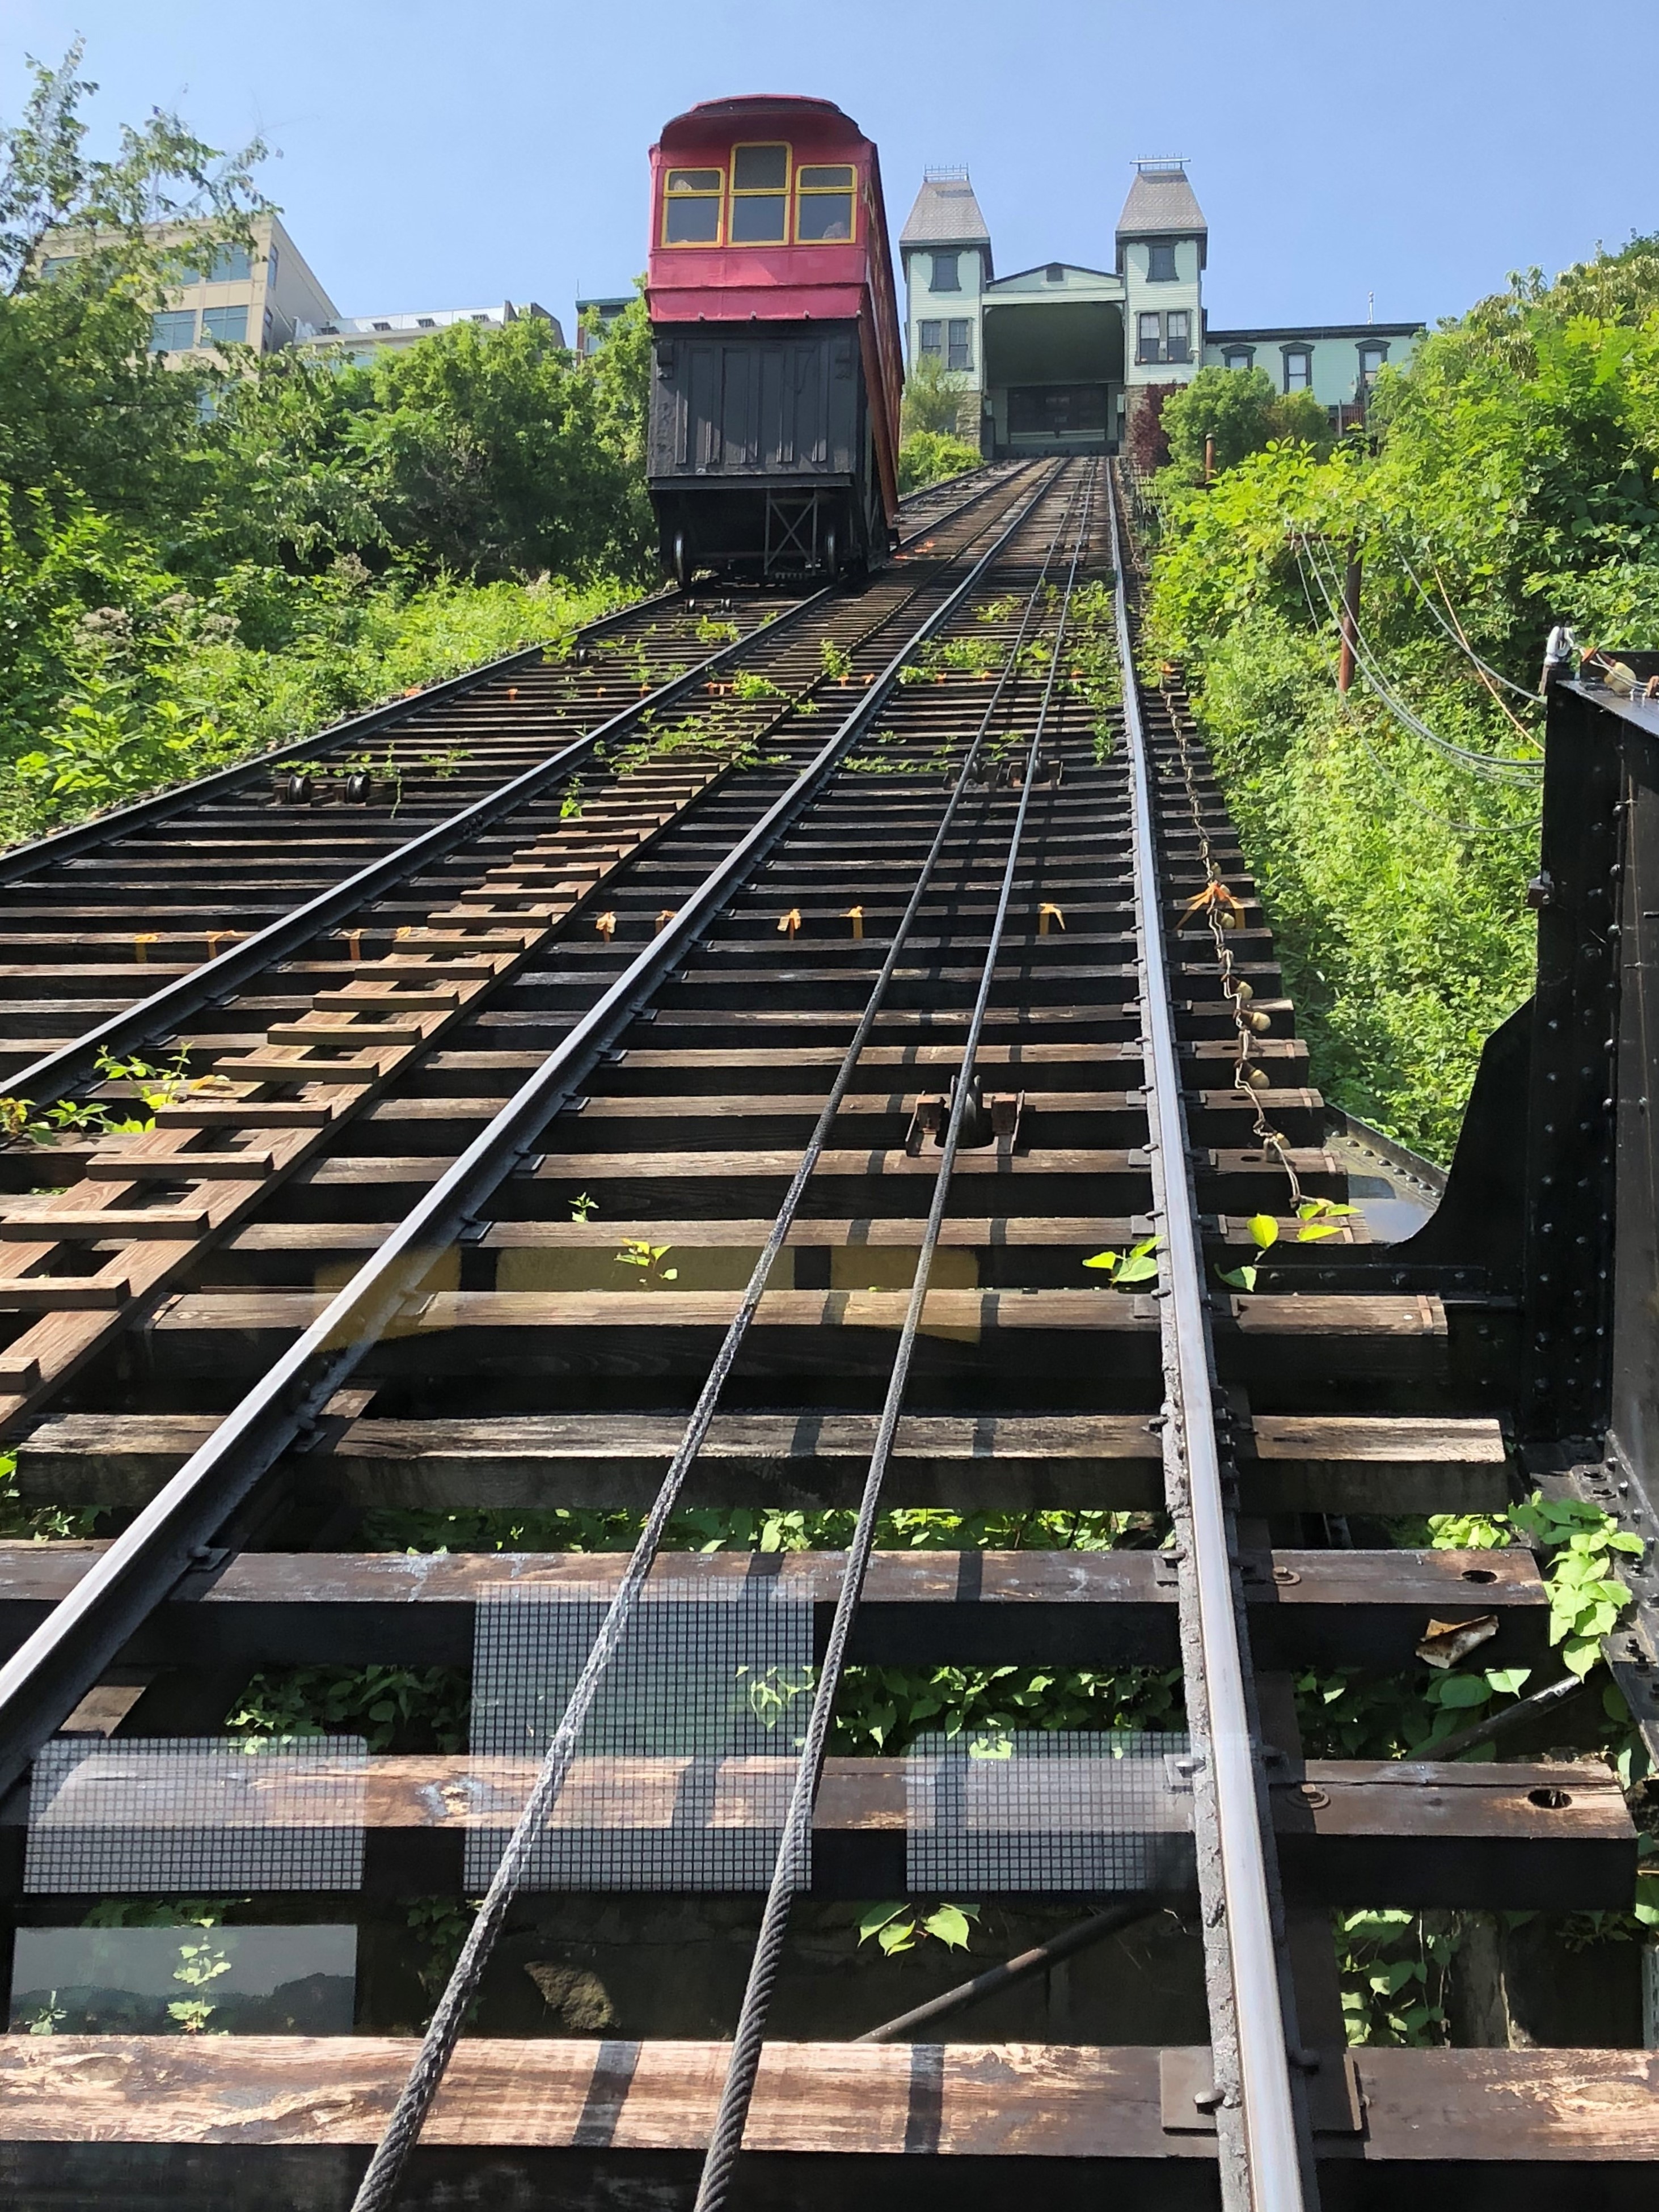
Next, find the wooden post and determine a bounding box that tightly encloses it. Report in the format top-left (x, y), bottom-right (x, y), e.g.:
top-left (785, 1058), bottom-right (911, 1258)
top-left (1336, 548), bottom-right (1363, 693)
top-left (1202, 433), bottom-right (1215, 485)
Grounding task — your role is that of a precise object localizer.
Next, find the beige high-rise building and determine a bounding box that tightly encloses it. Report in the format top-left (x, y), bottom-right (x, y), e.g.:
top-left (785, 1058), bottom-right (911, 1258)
top-left (40, 212), bottom-right (568, 372)
top-left (42, 212), bottom-right (337, 363)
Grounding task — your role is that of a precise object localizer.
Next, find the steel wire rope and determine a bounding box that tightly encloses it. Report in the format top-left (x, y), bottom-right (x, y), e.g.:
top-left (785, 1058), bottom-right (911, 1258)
top-left (1108, 466), bottom-right (1310, 2212)
top-left (1297, 536), bottom-right (1542, 784)
top-left (1290, 553), bottom-right (1540, 839)
top-left (0, 465), bottom-right (1065, 1820)
top-left (689, 460), bottom-right (1102, 2212)
top-left (343, 463), bottom-right (1087, 2212)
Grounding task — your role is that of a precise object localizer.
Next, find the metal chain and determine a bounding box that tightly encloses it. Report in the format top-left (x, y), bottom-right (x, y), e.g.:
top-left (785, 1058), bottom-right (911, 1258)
top-left (1158, 678), bottom-right (1306, 1214)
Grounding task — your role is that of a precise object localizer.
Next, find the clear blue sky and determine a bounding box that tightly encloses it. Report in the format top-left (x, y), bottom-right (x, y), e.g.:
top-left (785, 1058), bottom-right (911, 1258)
top-left (7, 0), bottom-right (1656, 336)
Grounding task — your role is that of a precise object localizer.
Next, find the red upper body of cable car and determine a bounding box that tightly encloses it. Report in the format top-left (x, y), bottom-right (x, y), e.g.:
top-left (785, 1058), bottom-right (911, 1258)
top-left (644, 95), bottom-right (904, 582)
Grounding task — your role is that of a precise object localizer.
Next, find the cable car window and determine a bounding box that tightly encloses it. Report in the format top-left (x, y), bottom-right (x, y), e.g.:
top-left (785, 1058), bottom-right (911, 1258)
top-left (733, 145), bottom-right (788, 191)
top-left (731, 143), bottom-right (790, 242)
top-left (797, 195), bottom-right (852, 242)
top-left (731, 193), bottom-right (788, 242)
top-left (797, 191), bottom-right (854, 242)
top-left (798, 165), bottom-right (853, 190)
top-left (663, 168), bottom-right (724, 247)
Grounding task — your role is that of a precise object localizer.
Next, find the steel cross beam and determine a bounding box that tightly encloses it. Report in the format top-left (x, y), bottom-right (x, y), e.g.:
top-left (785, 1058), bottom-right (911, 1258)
top-left (0, 465), bottom-right (1063, 1804)
top-left (1107, 470), bottom-right (1310, 2212)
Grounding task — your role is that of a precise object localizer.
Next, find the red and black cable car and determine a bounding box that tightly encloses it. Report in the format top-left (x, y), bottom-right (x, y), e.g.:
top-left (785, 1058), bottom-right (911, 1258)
top-left (645, 95), bottom-right (904, 582)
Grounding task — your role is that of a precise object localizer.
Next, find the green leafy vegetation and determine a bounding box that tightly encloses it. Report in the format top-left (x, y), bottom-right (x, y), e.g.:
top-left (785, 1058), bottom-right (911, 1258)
top-left (1143, 235), bottom-right (1659, 1155)
top-left (1159, 362), bottom-right (1333, 481)
top-left (898, 428), bottom-right (981, 494)
top-left (0, 48), bottom-right (652, 848)
top-left (858, 1899), bottom-right (980, 1956)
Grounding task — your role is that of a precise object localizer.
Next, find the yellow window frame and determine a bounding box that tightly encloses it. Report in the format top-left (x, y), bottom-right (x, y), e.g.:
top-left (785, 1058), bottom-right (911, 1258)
top-left (728, 142), bottom-right (792, 245)
top-left (794, 162), bottom-right (858, 245)
top-left (661, 164), bottom-right (725, 249)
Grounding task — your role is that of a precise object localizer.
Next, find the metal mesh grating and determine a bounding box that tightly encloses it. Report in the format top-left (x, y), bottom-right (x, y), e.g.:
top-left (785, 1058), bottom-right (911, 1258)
top-left (24, 1735), bottom-right (369, 1894)
top-left (906, 1729), bottom-right (1193, 1892)
top-left (467, 1577), bottom-right (815, 1891)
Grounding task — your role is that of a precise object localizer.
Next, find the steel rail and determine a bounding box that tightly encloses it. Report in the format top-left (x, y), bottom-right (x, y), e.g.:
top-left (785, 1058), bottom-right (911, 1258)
top-left (692, 460), bottom-right (1100, 2212)
top-left (0, 598), bottom-right (814, 1112)
top-left (0, 464), bottom-right (1068, 1805)
top-left (343, 463), bottom-right (1085, 2212)
top-left (1, 468), bottom-right (1036, 1114)
top-left (0, 467), bottom-right (1013, 891)
top-left (0, 590), bottom-right (676, 891)
top-left (1107, 468), bottom-right (1310, 2212)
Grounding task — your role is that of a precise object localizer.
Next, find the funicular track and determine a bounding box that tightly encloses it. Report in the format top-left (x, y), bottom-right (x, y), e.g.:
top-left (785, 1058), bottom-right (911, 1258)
top-left (0, 459), bottom-right (1647, 2210)
top-left (0, 460), bottom-right (1024, 1109)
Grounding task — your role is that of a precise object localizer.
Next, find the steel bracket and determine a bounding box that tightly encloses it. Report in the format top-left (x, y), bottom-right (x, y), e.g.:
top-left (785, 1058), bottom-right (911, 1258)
top-left (1159, 2048), bottom-right (1361, 2135)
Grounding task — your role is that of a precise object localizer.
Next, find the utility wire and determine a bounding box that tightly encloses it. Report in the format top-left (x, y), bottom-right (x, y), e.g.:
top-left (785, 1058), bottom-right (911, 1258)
top-left (691, 464), bottom-right (1099, 2212)
top-left (1298, 537), bottom-right (1543, 784)
top-left (1291, 555), bottom-right (1540, 839)
top-left (1303, 534), bottom-right (1543, 779)
top-left (1385, 533), bottom-right (1543, 704)
top-left (345, 463), bottom-right (1082, 2212)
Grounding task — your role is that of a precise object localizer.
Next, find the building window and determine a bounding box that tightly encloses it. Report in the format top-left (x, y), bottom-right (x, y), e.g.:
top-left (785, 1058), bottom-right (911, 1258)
top-left (918, 319), bottom-right (943, 357)
top-left (39, 255), bottom-right (76, 280)
top-left (947, 319), bottom-right (973, 372)
top-left (200, 304), bottom-right (248, 346)
top-left (930, 250), bottom-right (960, 291)
top-left (1282, 347), bottom-right (1312, 392)
top-left (267, 245), bottom-right (279, 284)
top-left (796, 163), bottom-right (855, 241)
top-left (1222, 346), bottom-right (1254, 370)
top-left (1136, 311), bottom-right (1162, 365)
top-left (729, 143), bottom-right (789, 244)
top-left (1046, 263), bottom-right (1065, 284)
top-left (204, 244), bottom-right (252, 283)
top-left (1146, 241), bottom-right (1178, 282)
top-left (1357, 340), bottom-right (1388, 388)
top-left (149, 308), bottom-right (196, 353)
top-left (1165, 311), bottom-right (1191, 363)
top-left (662, 166), bottom-right (723, 246)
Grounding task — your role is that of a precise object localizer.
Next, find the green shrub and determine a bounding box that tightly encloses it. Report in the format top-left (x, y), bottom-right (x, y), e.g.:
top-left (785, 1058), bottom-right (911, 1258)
top-left (898, 429), bottom-right (981, 494)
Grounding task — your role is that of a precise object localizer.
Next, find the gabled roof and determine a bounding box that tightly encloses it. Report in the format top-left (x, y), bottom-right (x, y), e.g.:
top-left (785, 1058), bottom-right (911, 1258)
top-left (901, 168), bottom-right (993, 270)
top-left (1115, 162), bottom-right (1208, 269)
top-left (989, 261), bottom-right (1119, 290)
